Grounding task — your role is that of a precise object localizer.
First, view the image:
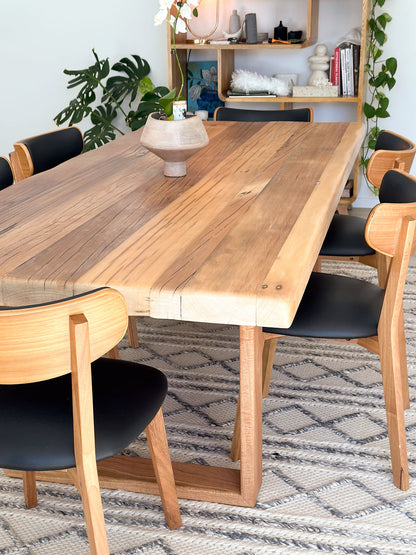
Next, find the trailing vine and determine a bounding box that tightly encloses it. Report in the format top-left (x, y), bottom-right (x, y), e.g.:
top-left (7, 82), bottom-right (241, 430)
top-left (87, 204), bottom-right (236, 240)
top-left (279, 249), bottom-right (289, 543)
top-left (361, 0), bottom-right (397, 194)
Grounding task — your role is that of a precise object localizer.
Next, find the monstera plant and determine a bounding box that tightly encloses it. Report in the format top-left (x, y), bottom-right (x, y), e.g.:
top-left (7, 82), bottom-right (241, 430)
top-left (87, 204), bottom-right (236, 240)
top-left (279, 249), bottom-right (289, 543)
top-left (54, 50), bottom-right (172, 151)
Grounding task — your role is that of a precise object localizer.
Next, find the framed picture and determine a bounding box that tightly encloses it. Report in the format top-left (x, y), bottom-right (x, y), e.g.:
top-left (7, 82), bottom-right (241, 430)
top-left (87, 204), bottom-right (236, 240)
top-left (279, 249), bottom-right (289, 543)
top-left (187, 60), bottom-right (224, 118)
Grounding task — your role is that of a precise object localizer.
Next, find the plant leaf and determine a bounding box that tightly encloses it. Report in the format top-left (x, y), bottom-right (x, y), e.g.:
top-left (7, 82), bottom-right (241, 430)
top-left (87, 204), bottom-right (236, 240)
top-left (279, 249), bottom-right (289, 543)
top-left (105, 54), bottom-right (152, 106)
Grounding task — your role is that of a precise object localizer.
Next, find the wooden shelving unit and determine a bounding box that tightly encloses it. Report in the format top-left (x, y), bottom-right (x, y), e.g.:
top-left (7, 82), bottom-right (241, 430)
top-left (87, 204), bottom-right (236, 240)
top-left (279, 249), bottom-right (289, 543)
top-left (167, 0), bottom-right (370, 210)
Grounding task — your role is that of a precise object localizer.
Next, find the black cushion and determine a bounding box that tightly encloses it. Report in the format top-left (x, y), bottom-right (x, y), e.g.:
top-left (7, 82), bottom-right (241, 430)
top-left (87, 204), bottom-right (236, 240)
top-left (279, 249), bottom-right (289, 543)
top-left (0, 358), bottom-right (167, 471)
top-left (375, 131), bottom-right (412, 152)
top-left (215, 107), bottom-right (312, 122)
top-left (0, 157), bottom-right (13, 190)
top-left (379, 169), bottom-right (416, 203)
top-left (263, 272), bottom-right (384, 339)
top-left (319, 214), bottom-right (375, 256)
top-left (22, 127), bottom-right (83, 175)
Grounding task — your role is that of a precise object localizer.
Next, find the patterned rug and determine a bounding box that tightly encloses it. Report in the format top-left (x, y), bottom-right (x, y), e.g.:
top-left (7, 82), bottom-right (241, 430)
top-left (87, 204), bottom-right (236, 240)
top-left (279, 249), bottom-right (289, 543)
top-left (0, 261), bottom-right (416, 554)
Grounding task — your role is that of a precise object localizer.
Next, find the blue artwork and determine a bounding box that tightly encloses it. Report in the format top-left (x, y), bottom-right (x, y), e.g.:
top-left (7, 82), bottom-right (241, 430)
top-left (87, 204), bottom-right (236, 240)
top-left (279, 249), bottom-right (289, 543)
top-left (187, 61), bottom-right (224, 118)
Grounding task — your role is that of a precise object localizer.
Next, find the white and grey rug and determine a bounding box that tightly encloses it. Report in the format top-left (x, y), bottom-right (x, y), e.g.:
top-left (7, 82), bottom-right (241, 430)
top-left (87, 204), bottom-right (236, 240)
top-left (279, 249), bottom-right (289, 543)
top-left (0, 260), bottom-right (415, 554)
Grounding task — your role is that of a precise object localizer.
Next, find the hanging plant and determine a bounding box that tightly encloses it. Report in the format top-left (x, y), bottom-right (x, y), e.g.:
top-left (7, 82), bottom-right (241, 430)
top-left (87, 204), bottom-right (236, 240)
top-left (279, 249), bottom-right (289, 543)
top-left (361, 0), bottom-right (397, 194)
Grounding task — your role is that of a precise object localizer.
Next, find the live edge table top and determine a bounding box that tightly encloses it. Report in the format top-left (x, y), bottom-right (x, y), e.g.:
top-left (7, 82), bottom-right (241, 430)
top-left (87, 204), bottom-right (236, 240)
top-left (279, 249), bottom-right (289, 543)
top-left (0, 121), bottom-right (364, 328)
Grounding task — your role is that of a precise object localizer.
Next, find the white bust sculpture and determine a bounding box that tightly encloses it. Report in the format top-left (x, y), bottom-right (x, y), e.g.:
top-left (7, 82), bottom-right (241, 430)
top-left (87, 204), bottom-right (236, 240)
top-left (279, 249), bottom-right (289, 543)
top-left (307, 44), bottom-right (330, 86)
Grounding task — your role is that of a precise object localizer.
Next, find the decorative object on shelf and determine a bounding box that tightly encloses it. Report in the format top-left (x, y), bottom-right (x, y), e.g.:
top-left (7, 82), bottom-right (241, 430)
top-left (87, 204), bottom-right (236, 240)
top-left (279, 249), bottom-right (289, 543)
top-left (257, 33), bottom-right (269, 43)
top-left (274, 21), bottom-right (288, 41)
top-left (230, 69), bottom-right (290, 97)
top-left (293, 84), bottom-right (338, 97)
top-left (273, 73), bottom-right (298, 95)
top-left (288, 30), bottom-right (302, 41)
top-left (245, 13), bottom-right (258, 44)
top-left (187, 61), bottom-right (224, 117)
top-left (195, 110), bottom-right (209, 120)
top-left (307, 44), bottom-right (331, 86)
top-left (186, 0), bottom-right (220, 44)
top-left (361, 0), bottom-right (397, 194)
top-left (229, 9), bottom-right (241, 33)
top-left (140, 113), bottom-right (209, 178)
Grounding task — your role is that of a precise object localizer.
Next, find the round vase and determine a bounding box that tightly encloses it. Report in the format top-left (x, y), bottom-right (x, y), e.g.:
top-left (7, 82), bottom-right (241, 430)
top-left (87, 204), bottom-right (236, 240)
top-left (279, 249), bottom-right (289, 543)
top-left (140, 113), bottom-right (209, 177)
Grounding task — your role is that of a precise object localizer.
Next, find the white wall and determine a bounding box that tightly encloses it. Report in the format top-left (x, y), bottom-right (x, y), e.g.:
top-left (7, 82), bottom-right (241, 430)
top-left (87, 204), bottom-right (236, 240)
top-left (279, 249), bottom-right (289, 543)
top-left (0, 0), bottom-right (414, 208)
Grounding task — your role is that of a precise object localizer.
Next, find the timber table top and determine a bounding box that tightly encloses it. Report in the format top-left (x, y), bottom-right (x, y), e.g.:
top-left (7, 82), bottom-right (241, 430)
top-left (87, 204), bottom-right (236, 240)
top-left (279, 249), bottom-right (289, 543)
top-left (0, 121), bottom-right (364, 328)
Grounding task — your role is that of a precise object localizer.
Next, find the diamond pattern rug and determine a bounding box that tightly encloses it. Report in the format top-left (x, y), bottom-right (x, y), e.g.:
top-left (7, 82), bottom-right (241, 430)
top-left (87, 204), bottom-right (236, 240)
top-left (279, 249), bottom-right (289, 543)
top-left (0, 261), bottom-right (416, 554)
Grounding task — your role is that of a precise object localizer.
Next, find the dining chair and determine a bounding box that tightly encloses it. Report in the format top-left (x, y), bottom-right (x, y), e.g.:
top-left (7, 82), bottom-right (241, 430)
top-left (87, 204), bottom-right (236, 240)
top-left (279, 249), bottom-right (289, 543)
top-left (10, 127), bottom-right (139, 348)
top-left (213, 106), bottom-right (313, 122)
top-left (0, 287), bottom-right (181, 554)
top-left (232, 169), bottom-right (416, 491)
top-left (0, 156), bottom-right (14, 190)
top-left (319, 131), bottom-right (416, 284)
top-left (10, 126), bottom-right (84, 181)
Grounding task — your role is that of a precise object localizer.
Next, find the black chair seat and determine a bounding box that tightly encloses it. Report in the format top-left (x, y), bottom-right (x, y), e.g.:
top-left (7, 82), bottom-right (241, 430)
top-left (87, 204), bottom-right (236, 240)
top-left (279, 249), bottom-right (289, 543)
top-left (263, 272), bottom-right (384, 339)
top-left (319, 214), bottom-right (375, 257)
top-left (0, 358), bottom-right (167, 471)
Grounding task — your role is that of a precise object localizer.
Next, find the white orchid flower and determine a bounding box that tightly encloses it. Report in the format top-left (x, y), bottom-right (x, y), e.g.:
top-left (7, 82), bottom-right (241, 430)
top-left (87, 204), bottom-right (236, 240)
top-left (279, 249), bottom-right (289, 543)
top-left (180, 3), bottom-right (193, 20)
top-left (159, 0), bottom-right (175, 8)
top-left (169, 14), bottom-right (187, 33)
top-left (154, 8), bottom-right (168, 25)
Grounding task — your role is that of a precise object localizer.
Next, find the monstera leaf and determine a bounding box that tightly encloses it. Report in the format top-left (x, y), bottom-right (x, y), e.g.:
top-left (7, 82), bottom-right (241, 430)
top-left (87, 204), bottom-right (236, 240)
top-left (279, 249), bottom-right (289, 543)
top-left (128, 86), bottom-right (171, 130)
top-left (82, 104), bottom-right (118, 151)
top-left (105, 55), bottom-right (153, 106)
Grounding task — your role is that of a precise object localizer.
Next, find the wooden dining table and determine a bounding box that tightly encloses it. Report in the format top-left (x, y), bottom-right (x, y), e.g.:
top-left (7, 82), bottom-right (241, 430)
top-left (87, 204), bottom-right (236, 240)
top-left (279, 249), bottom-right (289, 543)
top-left (0, 120), bottom-right (364, 507)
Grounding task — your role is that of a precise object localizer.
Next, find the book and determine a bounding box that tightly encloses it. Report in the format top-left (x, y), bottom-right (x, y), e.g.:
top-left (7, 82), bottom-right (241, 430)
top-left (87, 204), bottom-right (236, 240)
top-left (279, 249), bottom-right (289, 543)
top-left (333, 48), bottom-right (341, 93)
top-left (345, 46), bottom-right (353, 96)
top-left (340, 46), bottom-right (347, 96)
top-left (352, 44), bottom-right (361, 96)
top-left (227, 90), bottom-right (277, 97)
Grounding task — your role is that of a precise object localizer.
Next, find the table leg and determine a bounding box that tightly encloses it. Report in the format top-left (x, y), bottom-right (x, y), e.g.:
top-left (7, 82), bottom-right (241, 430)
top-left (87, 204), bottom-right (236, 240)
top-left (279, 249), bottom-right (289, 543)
top-left (5, 326), bottom-right (264, 506)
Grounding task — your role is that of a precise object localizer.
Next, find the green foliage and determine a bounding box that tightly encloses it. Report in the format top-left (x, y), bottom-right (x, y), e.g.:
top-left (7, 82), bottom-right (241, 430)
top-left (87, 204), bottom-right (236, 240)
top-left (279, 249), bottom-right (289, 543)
top-left (362, 0), bottom-right (397, 194)
top-left (54, 50), bottom-right (173, 151)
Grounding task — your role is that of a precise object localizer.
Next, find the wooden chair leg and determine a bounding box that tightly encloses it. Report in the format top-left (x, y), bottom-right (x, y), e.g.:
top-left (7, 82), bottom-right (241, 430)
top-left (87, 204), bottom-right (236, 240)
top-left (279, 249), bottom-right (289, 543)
top-left (75, 464), bottom-right (109, 555)
top-left (399, 307), bottom-right (410, 410)
top-left (379, 323), bottom-right (409, 490)
top-left (127, 317), bottom-right (139, 348)
top-left (106, 346), bottom-right (120, 359)
top-left (23, 471), bottom-right (37, 509)
top-left (313, 258), bottom-right (322, 272)
top-left (262, 337), bottom-right (278, 398)
top-left (146, 408), bottom-right (182, 529)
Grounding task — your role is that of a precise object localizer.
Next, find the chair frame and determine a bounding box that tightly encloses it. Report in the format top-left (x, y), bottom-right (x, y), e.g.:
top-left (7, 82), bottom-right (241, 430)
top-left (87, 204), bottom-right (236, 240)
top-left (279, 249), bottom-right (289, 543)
top-left (231, 177), bottom-right (416, 490)
top-left (0, 288), bottom-right (181, 554)
top-left (10, 126), bottom-right (84, 182)
top-left (319, 131), bottom-right (416, 284)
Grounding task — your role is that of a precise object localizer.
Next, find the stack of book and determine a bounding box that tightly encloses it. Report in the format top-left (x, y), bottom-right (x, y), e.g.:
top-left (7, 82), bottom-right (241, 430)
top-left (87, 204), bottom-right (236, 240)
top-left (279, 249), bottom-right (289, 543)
top-left (330, 42), bottom-right (360, 97)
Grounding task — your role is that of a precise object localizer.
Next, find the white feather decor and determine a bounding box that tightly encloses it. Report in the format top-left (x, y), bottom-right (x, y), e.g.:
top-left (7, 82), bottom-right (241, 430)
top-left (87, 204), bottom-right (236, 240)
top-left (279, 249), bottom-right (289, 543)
top-left (230, 69), bottom-right (290, 96)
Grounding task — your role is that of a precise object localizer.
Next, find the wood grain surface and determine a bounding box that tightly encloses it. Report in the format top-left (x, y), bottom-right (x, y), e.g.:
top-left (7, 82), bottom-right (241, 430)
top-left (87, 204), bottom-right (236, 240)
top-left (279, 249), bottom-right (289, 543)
top-left (0, 121), bottom-right (364, 327)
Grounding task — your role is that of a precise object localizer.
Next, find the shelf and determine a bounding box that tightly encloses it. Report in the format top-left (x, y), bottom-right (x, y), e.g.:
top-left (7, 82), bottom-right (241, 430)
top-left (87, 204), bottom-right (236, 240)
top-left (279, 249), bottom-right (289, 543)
top-left (172, 42), bottom-right (310, 51)
top-left (223, 95), bottom-right (359, 104)
top-left (167, 0), bottom-right (370, 208)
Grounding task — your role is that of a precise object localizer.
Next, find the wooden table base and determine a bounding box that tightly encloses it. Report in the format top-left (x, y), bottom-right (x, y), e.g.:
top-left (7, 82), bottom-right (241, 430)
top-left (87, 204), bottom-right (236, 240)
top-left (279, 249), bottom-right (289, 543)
top-left (5, 456), bottom-right (255, 506)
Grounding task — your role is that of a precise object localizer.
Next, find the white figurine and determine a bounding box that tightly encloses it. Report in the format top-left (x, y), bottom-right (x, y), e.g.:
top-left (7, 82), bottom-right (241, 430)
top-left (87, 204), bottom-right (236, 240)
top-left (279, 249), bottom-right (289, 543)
top-left (307, 44), bottom-right (330, 86)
